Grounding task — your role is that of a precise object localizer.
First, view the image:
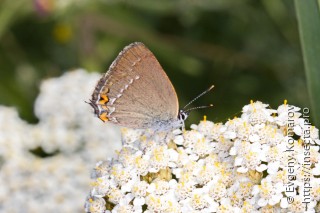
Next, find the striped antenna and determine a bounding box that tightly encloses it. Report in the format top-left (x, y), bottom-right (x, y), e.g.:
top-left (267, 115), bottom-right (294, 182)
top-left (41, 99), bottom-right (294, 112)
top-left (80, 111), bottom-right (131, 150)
top-left (183, 85), bottom-right (214, 110)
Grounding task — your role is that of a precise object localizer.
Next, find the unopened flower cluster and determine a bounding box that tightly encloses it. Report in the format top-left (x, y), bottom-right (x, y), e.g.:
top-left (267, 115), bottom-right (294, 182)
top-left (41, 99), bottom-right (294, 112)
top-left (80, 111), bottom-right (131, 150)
top-left (85, 101), bottom-right (320, 213)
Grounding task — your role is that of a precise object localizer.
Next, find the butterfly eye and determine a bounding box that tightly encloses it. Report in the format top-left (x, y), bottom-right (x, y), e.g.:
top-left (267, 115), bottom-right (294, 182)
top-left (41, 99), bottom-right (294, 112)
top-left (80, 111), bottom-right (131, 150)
top-left (178, 110), bottom-right (189, 121)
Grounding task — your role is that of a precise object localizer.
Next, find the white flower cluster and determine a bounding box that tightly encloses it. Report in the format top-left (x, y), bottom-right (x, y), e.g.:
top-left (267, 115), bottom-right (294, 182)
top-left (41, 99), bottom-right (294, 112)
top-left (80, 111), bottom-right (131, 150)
top-left (85, 101), bottom-right (320, 213)
top-left (0, 69), bottom-right (121, 212)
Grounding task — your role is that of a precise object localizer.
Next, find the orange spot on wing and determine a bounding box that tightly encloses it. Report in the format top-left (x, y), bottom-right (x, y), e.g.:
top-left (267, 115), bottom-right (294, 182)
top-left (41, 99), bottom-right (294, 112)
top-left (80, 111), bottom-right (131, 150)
top-left (99, 94), bottom-right (109, 105)
top-left (101, 94), bottom-right (108, 101)
top-left (99, 112), bottom-right (109, 122)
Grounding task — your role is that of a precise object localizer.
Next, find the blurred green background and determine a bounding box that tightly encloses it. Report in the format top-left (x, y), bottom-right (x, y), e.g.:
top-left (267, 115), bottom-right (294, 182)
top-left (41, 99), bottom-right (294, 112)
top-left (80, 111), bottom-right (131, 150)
top-left (0, 0), bottom-right (309, 126)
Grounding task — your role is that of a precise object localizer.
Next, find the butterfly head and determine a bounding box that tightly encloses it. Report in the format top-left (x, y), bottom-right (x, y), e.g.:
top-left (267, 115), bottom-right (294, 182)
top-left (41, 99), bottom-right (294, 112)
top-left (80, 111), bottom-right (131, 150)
top-left (178, 110), bottom-right (189, 122)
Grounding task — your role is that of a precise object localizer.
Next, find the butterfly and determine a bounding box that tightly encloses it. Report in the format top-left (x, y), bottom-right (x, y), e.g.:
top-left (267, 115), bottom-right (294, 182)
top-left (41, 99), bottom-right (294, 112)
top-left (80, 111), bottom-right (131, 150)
top-left (88, 42), bottom-right (213, 130)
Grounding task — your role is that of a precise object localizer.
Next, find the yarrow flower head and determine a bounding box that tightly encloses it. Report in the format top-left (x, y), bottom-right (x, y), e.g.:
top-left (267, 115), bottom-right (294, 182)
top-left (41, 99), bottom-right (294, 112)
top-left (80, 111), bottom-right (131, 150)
top-left (85, 100), bottom-right (320, 212)
top-left (0, 70), bottom-right (122, 213)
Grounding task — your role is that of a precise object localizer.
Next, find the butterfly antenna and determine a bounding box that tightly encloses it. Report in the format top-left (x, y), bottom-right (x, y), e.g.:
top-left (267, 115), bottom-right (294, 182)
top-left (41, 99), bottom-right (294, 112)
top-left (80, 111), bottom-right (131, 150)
top-left (183, 85), bottom-right (214, 110)
top-left (184, 104), bottom-right (214, 113)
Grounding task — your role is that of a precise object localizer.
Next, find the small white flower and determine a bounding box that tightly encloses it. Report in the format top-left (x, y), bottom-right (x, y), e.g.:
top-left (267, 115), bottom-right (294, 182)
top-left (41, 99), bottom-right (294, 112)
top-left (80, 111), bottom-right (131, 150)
top-left (310, 178), bottom-right (320, 201)
top-left (209, 181), bottom-right (227, 202)
top-left (107, 187), bottom-right (125, 204)
top-left (175, 181), bottom-right (195, 201)
top-left (242, 101), bottom-right (275, 125)
top-left (91, 176), bottom-right (114, 196)
top-left (193, 137), bottom-right (213, 157)
top-left (84, 196), bottom-right (106, 213)
top-left (111, 164), bottom-right (135, 186)
top-left (182, 130), bottom-right (204, 148)
top-left (196, 165), bottom-right (217, 185)
top-left (190, 190), bottom-right (210, 210)
top-left (197, 119), bottom-right (215, 136)
top-left (145, 194), bottom-right (168, 212)
top-left (213, 136), bottom-right (233, 157)
top-left (253, 178), bottom-right (284, 207)
top-left (148, 179), bottom-right (170, 195)
top-left (131, 181), bottom-right (147, 199)
top-left (91, 160), bottom-right (112, 178)
top-left (210, 123), bottom-right (225, 140)
top-left (136, 158), bottom-right (150, 175)
top-left (275, 103), bottom-right (301, 126)
top-left (148, 145), bottom-right (170, 173)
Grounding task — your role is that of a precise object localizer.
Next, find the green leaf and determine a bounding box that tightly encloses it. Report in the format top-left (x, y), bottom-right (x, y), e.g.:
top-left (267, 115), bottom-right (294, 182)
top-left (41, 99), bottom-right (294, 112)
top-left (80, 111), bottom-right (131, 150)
top-left (295, 0), bottom-right (320, 126)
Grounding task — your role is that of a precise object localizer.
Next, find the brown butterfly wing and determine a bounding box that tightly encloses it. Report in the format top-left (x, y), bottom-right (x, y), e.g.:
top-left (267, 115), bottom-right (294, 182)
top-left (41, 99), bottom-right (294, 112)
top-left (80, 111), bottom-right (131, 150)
top-left (90, 42), bottom-right (179, 129)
